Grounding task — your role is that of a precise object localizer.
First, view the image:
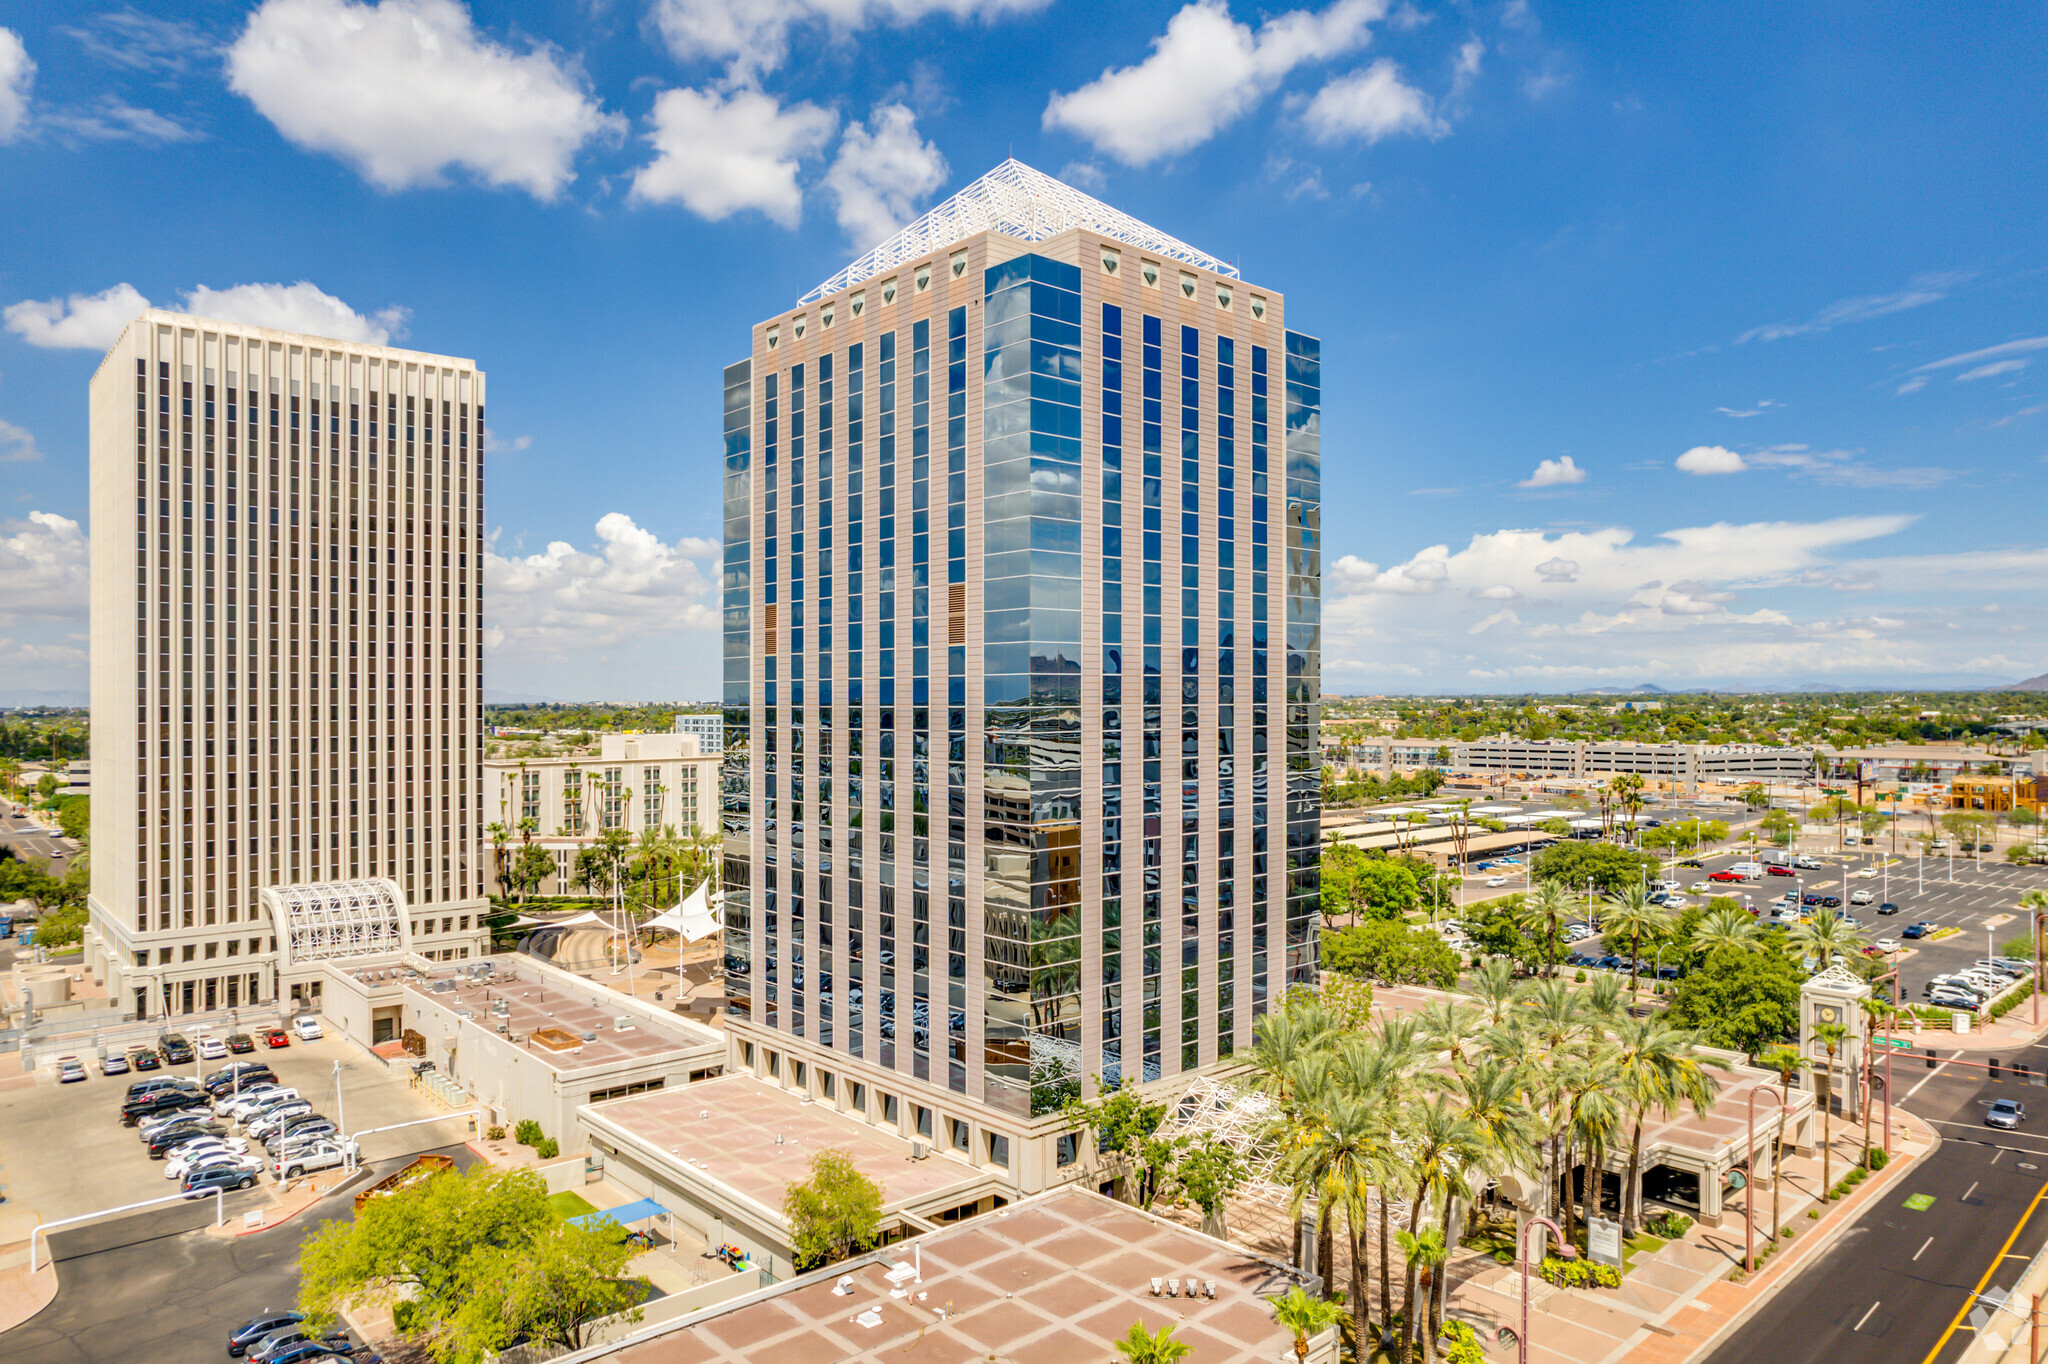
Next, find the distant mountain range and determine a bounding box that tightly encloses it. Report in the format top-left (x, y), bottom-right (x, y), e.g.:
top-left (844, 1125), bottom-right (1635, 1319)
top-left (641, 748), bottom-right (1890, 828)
top-left (0, 689), bottom-right (89, 709)
top-left (1577, 684), bottom-right (1670, 695)
top-left (2009, 674), bottom-right (2048, 692)
top-left (482, 689), bottom-right (565, 705)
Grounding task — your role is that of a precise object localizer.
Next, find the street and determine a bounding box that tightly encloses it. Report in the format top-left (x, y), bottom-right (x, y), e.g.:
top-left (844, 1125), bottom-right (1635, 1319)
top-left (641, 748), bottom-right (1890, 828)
top-left (0, 1144), bottom-right (479, 1364)
top-left (0, 806), bottom-right (72, 880)
top-left (1703, 1044), bottom-right (2048, 1364)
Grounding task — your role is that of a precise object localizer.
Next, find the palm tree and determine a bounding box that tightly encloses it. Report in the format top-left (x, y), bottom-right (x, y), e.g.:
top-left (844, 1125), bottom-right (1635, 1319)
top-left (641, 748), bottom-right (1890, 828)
top-left (1268, 1284), bottom-right (1342, 1363)
top-left (1395, 1226), bottom-right (1451, 1362)
top-left (1282, 1051), bottom-right (1390, 1357)
top-left (1465, 957), bottom-right (1525, 1028)
top-left (2021, 890), bottom-right (2048, 992)
top-left (1114, 1320), bottom-right (1192, 1363)
top-left (1854, 994), bottom-right (1893, 1164)
top-left (1691, 904), bottom-right (1761, 957)
top-left (485, 821), bottom-right (510, 901)
top-left (1527, 879), bottom-right (1575, 978)
top-left (1611, 1018), bottom-right (1726, 1238)
top-left (1755, 1045), bottom-right (1807, 1245)
top-left (1812, 1022), bottom-right (1849, 1201)
top-left (1395, 1098), bottom-right (1486, 1364)
top-left (1787, 910), bottom-right (1868, 972)
top-left (1602, 886), bottom-right (1671, 998)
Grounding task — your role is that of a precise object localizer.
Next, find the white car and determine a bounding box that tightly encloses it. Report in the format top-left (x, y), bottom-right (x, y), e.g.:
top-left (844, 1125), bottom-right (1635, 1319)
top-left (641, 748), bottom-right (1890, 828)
top-left (1485, 876), bottom-right (1507, 887)
top-left (222, 1087), bottom-right (296, 1121)
top-left (1853, 867), bottom-right (1879, 879)
top-left (1690, 881), bottom-right (1713, 894)
top-left (292, 1016), bottom-right (323, 1042)
top-left (1850, 889), bottom-right (1875, 905)
top-left (164, 1139), bottom-right (253, 1180)
top-left (196, 1035), bottom-right (228, 1061)
top-left (1874, 939), bottom-right (1901, 954)
top-left (273, 1141), bottom-right (359, 1180)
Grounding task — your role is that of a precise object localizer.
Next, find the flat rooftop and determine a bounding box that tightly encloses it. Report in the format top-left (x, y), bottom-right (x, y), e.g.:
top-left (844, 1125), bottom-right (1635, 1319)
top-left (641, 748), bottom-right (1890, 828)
top-left (403, 964), bottom-right (712, 1071)
top-left (587, 1074), bottom-right (990, 1213)
top-left (601, 1187), bottom-right (1312, 1364)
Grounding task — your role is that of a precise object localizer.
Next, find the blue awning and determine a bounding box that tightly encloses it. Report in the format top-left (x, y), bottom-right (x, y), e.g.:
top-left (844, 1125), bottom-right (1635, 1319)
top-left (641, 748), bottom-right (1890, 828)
top-left (571, 1197), bottom-right (668, 1229)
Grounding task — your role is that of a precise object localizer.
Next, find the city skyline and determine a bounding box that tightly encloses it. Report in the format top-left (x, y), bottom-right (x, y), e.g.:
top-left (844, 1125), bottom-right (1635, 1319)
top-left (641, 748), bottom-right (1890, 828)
top-left (1, 2), bottom-right (2045, 699)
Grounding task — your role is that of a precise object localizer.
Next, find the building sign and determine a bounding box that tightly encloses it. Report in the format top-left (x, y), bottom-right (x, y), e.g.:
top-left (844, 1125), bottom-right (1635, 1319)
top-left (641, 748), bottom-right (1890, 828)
top-left (1586, 1216), bottom-right (1623, 1269)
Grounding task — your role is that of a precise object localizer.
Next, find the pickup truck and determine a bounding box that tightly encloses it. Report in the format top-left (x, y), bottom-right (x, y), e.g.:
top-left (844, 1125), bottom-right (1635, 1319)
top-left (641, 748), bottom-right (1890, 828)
top-left (273, 1141), bottom-right (359, 1180)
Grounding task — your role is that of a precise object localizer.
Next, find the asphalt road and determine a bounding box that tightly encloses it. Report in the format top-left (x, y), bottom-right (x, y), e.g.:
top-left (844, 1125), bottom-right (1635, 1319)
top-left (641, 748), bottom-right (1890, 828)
top-left (0, 1144), bottom-right (478, 1364)
top-left (1702, 1043), bottom-right (2048, 1364)
top-left (0, 807), bottom-right (73, 878)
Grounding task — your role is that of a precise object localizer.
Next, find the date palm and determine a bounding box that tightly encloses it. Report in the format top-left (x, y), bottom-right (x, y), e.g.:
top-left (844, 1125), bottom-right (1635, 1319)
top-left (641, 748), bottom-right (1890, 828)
top-left (1787, 910), bottom-right (1867, 973)
top-left (1855, 994), bottom-right (1894, 1163)
top-left (1114, 1320), bottom-right (1191, 1363)
top-left (1395, 1098), bottom-right (1486, 1364)
top-left (1527, 879), bottom-right (1575, 978)
top-left (1266, 1285), bottom-right (1342, 1364)
top-left (1812, 1022), bottom-right (1849, 1200)
top-left (1690, 903), bottom-right (1760, 957)
top-left (1755, 1045), bottom-right (1807, 1248)
top-left (1602, 885), bottom-right (1670, 998)
top-left (1611, 1017), bottom-right (1726, 1237)
top-left (1465, 957), bottom-right (1525, 1028)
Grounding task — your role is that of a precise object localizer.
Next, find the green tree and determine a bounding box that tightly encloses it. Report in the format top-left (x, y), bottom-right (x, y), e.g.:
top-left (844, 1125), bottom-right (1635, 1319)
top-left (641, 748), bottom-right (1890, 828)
top-left (512, 842), bottom-right (555, 903)
top-left (34, 773), bottom-right (57, 803)
top-left (1322, 920), bottom-right (1461, 989)
top-left (298, 1165), bottom-right (641, 1364)
top-left (782, 1148), bottom-right (884, 1271)
top-left (54, 796), bottom-right (89, 842)
top-left (1665, 945), bottom-right (1801, 1056)
top-left (1266, 1284), bottom-right (1342, 1364)
top-left (1114, 1321), bottom-right (1193, 1364)
top-left (1601, 885), bottom-right (1670, 997)
top-left (1529, 841), bottom-right (1659, 897)
top-left (1812, 1022), bottom-right (1848, 1199)
top-left (1754, 1046), bottom-right (1808, 1249)
top-left (1063, 1080), bottom-right (1176, 1208)
top-left (1174, 1135), bottom-right (1248, 1240)
top-left (1356, 858), bottom-right (1422, 920)
top-left (1739, 783), bottom-right (1770, 809)
top-left (1786, 910), bottom-right (1867, 972)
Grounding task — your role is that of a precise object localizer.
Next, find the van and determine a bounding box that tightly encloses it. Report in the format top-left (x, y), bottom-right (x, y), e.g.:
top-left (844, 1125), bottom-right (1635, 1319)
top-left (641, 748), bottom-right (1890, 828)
top-left (1731, 862), bottom-right (1764, 878)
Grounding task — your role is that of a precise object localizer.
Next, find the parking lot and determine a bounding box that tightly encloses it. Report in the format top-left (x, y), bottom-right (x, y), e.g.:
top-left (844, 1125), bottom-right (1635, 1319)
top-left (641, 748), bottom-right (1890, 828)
top-left (0, 1029), bottom-right (475, 1225)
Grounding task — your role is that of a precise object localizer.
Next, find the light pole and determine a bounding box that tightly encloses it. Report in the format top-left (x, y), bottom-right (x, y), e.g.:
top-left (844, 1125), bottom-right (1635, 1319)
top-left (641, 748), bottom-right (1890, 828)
top-left (332, 1059), bottom-right (348, 1145)
top-left (1517, 1215), bottom-right (1564, 1364)
top-left (1744, 1083), bottom-right (1789, 1273)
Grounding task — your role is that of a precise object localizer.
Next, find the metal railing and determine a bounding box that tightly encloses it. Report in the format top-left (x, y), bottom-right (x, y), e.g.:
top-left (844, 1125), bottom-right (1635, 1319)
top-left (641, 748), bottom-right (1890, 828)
top-left (29, 1187), bottom-right (227, 1272)
top-left (409, 1069), bottom-right (471, 1109)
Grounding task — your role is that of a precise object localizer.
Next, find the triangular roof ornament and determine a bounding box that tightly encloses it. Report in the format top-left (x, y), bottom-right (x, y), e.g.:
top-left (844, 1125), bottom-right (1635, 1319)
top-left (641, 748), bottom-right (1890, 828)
top-left (798, 158), bottom-right (1237, 304)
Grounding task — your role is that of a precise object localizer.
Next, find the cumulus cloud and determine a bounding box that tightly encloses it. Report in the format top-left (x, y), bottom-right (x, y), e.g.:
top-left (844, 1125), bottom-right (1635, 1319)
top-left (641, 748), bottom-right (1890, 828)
top-left (1302, 58), bottom-right (1443, 143)
top-left (630, 86), bottom-right (835, 226)
top-left (0, 417), bottom-right (40, 464)
top-left (6, 280), bottom-right (405, 350)
top-left (1675, 444), bottom-right (1745, 475)
top-left (651, 0), bottom-right (1048, 85)
top-left (1534, 556), bottom-right (1578, 583)
top-left (823, 103), bottom-right (948, 249)
top-left (1516, 454), bottom-right (1585, 488)
top-left (4, 283), bottom-right (150, 350)
top-left (227, 0), bottom-right (622, 200)
top-left (0, 27), bottom-right (31, 144)
top-left (1044, 0), bottom-right (1386, 165)
top-left (485, 513), bottom-right (720, 656)
top-left (0, 512), bottom-right (89, 628)
top-left (1735, 272), bottom-right (1965, 343)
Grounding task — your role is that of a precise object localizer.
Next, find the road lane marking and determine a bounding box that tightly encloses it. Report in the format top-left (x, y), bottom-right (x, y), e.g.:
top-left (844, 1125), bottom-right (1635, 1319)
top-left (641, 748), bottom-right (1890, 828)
top-left (1915, 1237), bottom-right (1934, 1260)
top-left (1854, 1300), bottom-right (1882, 1332)
top-left (1918, 1179), bottom-right (2048, 1364)
top-left (1909, 1051), bottom-right (1965, 1100)
top-left (1965, 1181), bottom-right (1981, 1202)
top-left (1994, 1149), bottom-right (2007, 1164)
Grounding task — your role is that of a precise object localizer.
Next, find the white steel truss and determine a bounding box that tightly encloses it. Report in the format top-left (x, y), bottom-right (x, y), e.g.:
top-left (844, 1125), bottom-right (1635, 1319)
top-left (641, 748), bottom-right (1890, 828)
top-left (264, 877), bottom-right (411, 972)
top-left (799, 158), bottom-right (1238, 304)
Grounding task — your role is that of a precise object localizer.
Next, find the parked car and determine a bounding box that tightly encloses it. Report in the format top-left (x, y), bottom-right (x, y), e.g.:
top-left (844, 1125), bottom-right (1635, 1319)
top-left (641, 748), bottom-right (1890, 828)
top-left (246, 1327), bottom-right (331, 1364)
top-left (181, 1163), bottom-right (258, 1198)
top-left (248, 1105), bottom-right (317, 1142)
top-left (139, 1109), bottom-right (220, 1142)
top-left (1988, 1099), bottom-right (2027, 1131)
top-left (1850, 889), bottom-right (1875, 906)
top-left (274, 1141), bottom-right (359, 1180)
top-left (1689, 881), bottom-right (1714, 894)
top-left (223, 1087), bottom-right (299, 1120)
top-left (158, 1034), bottom-right (195, 1065)
top-left (1767, 865), bottom-right (1797, 878)
top-left (1820, 895), bottom-right (1843, 909)
top-left (126, 1074), bottom-right (193, 1099)
top-left (1709, 870), bottom-right (1746, 882)
top-left (265, 1114), bottom-right (337, 1147)
top-left (292, 1016), bottom-right (323, 1042)
top-left (99, 1051), bottom-right (129, 1077)
top-left (1903, 922), bottom-right (1935, 939)
top-left (196, 1035), bottom-right (229, 1062)
top-left (1567, 953), bottom-right (1600, 968)
top-left (55, 1055), bottom-right (86, 1083)
top-left (229, 1312), bottom-right (305, 1358)
top-left (1874, 938), bottom-right (1901, 953)
top-left (1975, 959), bottom-right (2030, 979)
top-left (147, 1122), bottom-right (233, 1157)
top-left (264, 1336), bottom-right (355, 1364)
top-left (1795, 856), bottom-right (1822, 869)
top-left (166, 1144), bottom-right (259, 1181)
top-left (127, 1047), bottom-right (161, 1072)
top-left (263, 1027), bottom-right (291, 1049)
top-left (1679, 858), bottom-right (1705, 868)
top-left (226, 1033), bottom-right (257, 1054)
top-left (122, 1089), bottom-right (208, 1126)
top-left (205, 1065), bottom-right (277, 1097)
top-left (1930, 990), bottom-right (1981, 1010)
top-left (1878, 902), bottom-right (1900, 915)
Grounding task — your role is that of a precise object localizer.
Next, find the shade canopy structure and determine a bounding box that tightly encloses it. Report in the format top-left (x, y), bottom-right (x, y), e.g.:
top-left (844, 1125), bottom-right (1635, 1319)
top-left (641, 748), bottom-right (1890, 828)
top-left (644, 882), bottom-right (721, 942)
top-left (570, 1197), bottom-right (668, 1230)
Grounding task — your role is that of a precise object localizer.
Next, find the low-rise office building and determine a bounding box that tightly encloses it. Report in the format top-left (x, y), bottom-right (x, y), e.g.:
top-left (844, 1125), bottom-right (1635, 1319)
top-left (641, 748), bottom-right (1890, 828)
top-left (484, 732), bottom-right (720, 894)
top-left (1343, 736), bottom-right (1815, 786)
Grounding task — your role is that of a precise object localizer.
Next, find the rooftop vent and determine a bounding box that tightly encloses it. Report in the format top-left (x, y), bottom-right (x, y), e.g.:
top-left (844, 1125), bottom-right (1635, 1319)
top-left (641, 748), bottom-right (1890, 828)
top-left (614, 1016), bottom-right (635, 1031)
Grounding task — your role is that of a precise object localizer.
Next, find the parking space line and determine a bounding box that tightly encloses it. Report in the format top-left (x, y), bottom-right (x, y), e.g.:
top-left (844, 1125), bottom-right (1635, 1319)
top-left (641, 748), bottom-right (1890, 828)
top-left (1915, 1236), bottom-right (1934, 1260)
top-left (1854, 1300), bottom-right (1881, 1332)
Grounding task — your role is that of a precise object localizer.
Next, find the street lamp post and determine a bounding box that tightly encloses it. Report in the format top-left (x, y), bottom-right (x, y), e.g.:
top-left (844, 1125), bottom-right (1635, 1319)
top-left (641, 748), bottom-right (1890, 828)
top-left (1517, 1215), bottom-right (1564, 1364)
top-left (1745, 1083), bottom-right (1789, 1274)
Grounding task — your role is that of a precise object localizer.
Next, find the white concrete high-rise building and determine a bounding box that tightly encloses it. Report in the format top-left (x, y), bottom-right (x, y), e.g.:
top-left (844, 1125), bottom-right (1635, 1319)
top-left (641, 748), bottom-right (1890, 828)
top-left (87, 311), bottom-right (489, 1021)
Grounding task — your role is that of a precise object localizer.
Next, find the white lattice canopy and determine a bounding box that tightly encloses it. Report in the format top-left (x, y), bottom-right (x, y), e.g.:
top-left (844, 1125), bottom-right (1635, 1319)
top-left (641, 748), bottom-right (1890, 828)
top-left (264, 877), bottom-right (411, 972)
top-left (799, 158), bottom-right (1238, 303)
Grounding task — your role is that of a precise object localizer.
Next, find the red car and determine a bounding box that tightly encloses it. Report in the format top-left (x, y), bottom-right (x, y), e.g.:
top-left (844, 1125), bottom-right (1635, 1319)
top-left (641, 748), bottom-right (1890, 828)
top-left (1709, 870), bottom-right (1746, 882)
top-left (1767, 865), bottom-right (1797, 877)
top-left (263, 1026), bottom-right (291, 1048)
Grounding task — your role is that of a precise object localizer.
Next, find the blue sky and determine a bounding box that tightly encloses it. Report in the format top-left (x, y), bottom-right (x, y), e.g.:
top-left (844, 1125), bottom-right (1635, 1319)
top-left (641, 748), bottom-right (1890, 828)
top-left (0, 0), bottom-right (2043, 701)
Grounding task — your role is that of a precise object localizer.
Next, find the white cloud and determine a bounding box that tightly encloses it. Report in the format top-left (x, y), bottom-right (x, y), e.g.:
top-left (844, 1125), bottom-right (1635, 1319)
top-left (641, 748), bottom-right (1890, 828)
top-left (41, 97), bottom-right (201, 144)
top-left (1303, 58), bottom-right (1444, 143)
top-left (1470, 584), bottom-right (1520, 600)
top-left (1675, 444), bottom-right (1745, 475)
top-left (0, 27), bottom-right (31, 144)
top-left (485, 513), bottom-right (720, 656)
top-left (6, 280), bottom-right (406, 350)
top-left (1516, 454), bottom-right (1585, 488)
top-left (1735, 272), bottom-right (1965, 343)
top-left (1911, 334), bottom-right (2048, 374)
top-left (629, 86), bottom-right (835, 226)
top-left (1044, 0), bottom-right (1386, 166)
top-left (1895, 375), bottom-right (1928, 395)
top-left (1058, 160), bottom-right (1106, 190)
top-left (183, 282), bottom-right (409, 343)
top-left (0, 512), bottom-right (88, 628)
top-left (0, 417), bottom-right (40, 464)
top-left (1469, 608), bottom-right (1519, 634)
top-left (650, 0), bottom-right (1049, 84)
top-left (1534, 556), bottom-right (1577, 582)
top-left (60, 10), bottom-right (214, 75)
top-left (1715, 399), bottom-right (1779, 418)
top-left (3, 283), bottom-right (150, 350)
top-left (823, 103), bottom-right (948, 249)
top-left (226, 0), bottom-right (622, 200)
top-left (1956, 358), bottom-right (2030, 382)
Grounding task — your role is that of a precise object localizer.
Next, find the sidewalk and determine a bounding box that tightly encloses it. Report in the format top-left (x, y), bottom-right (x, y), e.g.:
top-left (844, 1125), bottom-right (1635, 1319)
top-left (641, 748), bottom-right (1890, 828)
top-left (1437, 1105), bottom-right (1936, 1362)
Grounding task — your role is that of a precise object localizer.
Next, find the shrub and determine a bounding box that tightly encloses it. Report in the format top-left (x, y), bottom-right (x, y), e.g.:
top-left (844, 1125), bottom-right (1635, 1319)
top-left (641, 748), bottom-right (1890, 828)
top-left (1576, 969), bottom-right (1588, 982)
top-left (1863, 1146), bottom-right (1890, 1171)
top-left (514, 1118), bottom-right (544, 1146)
top-left (1646, 1211), bottom-right (1694, 1240)
top-left (1493, 1249), bottom-right (1514, 1266)
top-left (535, 1137), bottom-right (561, 1159)
top-left (485, 1125), bottom-right (506, 1141)
top-left (1538, 1257), bottom-right (1622, 1290)
top-left (1439, 1319), bottom-right (1486, 1364)
top-left (1808, 1209), bottom-right (1821, 1220)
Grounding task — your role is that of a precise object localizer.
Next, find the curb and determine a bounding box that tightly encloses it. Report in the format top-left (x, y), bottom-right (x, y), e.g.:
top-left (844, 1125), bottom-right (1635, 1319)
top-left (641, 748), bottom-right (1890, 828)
top-left (222, 1165), bottom-right (379, 1237)
top-left (1676, 1111), bottom-right (1942, 1364)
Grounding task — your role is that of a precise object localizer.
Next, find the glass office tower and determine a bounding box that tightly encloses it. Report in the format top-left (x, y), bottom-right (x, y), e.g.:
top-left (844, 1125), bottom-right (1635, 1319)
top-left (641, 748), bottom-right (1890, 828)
top-left (723, 162), bottom-right (1318, 1180)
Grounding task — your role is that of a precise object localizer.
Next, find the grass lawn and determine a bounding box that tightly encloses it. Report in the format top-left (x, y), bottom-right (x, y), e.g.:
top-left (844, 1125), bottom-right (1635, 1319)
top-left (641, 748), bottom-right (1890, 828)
top-left (546, 1191), bottom-right (599, 1222)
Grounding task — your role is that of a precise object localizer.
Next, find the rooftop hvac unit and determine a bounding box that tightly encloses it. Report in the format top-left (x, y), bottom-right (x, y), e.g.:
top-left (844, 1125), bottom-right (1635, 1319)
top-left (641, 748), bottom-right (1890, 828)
top-left (910, 1141), bottom-right (929, 1161)
top-left (614, 1016), bottom-right (636, 1031)
top-left (581, 1031), bottom-right (598, 1042)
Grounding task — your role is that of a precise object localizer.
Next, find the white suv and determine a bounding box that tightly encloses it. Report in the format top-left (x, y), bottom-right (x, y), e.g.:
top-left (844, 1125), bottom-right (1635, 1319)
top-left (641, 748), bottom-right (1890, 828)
top-left (292, 1016), bottom-right (324, 1042)
top-left (1850, 889), bottom-right (1875, 905)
